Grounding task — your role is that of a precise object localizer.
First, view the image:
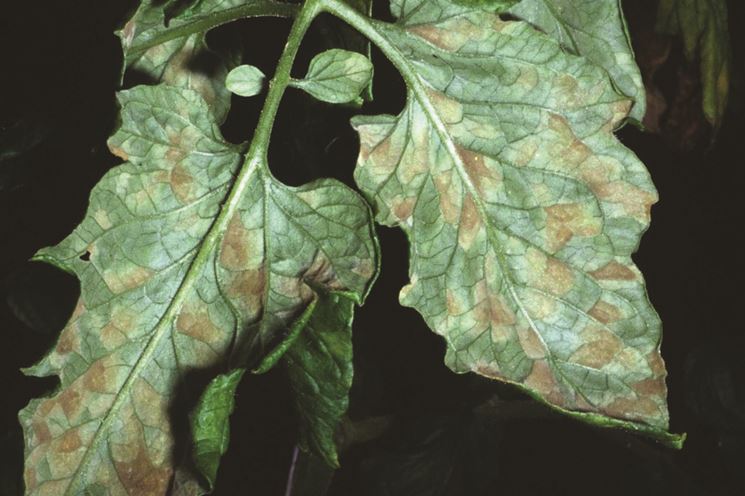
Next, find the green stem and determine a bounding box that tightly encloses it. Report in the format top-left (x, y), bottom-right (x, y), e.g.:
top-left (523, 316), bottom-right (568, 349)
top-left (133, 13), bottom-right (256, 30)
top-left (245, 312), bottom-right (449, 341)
top-left (245, 0), bottom-right (321, 163)
top-left (125, 0), bottom-right (299, 61)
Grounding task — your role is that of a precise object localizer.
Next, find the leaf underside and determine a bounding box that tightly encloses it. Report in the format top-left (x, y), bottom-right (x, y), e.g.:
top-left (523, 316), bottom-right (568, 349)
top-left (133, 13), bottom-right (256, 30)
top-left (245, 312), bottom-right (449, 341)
top-left (508, 0), bottom-right (647, 123)
top-left (351, 0), bottom-right (675, 439)
top-left (20, 84), bottom-right (377, 495)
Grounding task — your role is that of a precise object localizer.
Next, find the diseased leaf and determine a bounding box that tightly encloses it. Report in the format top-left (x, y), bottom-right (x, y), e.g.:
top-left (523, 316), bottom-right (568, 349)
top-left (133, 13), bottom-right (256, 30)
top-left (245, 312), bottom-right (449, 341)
top-left (19, 84), bottom-right (378, 495)
top-left (285, 293), bottom-right (355, 468)
top-left (291, 49), bottom-right (374, 104)
top-left (118, 0), bottom-right (295, 121)
top-left (348, 0), bottom-right (678, 442)
top-left (226, 64), bottom-right (266, 97)
top-left (315, 0), bottom-right (375, 102)
top-left (508, 0), bottom-right (647, 123)
top-left (656, 0), bottom-right (730, 128)
top-left (191, 369), bottom-right (244, 491)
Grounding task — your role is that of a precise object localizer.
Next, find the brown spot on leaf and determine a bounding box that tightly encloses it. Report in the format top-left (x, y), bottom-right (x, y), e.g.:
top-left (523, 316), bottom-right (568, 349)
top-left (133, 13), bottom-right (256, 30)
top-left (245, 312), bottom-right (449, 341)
top-left (446, 289), bottom-right (461, 316)
top-left (458, 194), bottom-right (482, 250)
top-left (57, 328), bottom-right (76, 354)
top-left (176, 310), bottom-right (220, 345)
top-left (570, 325), bottom-right (622, 369)
top-left (369, 136), bottom-right (394, 169)
top-left (220, 215), bottom-right (250, 270)
top-left (633, 377), bottom-right (666, 397)
top-left (32, 421), bottom-right (51, 445)
top-left (58, 388), bottom-right (81, 419)
top-left (84, 360), bottom-right (113, 393)
top-left (434, 170), bottom-right (459, 223)
top-left (517, 327), bottom-right (547, 360)
top-left (592, 181), bottom-right (656, 222)
top-left (392, 196), bottom-right (416, 222)
top-left (58, 430), bottom-right (82, 453)
top-left (114, 445), bottom-right (173, 496)
top-left (646, 351), bottom-right (666, 376)
top-left (106, 265), bottom-right (153, 294)
top-left (544, 257), bottom-right (574, 296)
top-left (227, 268), bottom-right (266, 319)
top-left (524, 359), bottom-right (565, 406)
top-left (472, 282), bottom-right (516, 333)
top-left (109, 145), bottom-right (129, 161)
top-left (588, 300), bottom-right (623, 324)
top-left (169, 164), bottom-right (193, 203)
top-left (408, 25), bottom-right (460, 52)
top-left (544, 203), bottom-right (600, 252)
top-left (604, 395), bottom-right (661, 422)
top-left (426, 89), bottom-right (464, 124)
top-left (590, 261), bottom-right (636, 281)
top-left (457, 147), bottom-right (499, 197)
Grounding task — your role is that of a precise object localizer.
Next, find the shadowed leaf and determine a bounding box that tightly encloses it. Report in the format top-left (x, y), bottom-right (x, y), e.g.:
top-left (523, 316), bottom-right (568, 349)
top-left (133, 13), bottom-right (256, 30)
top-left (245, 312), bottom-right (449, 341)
top-left (656, 0), bottom-right (730, 129)
top-left (285, 293), bottom-right (355, 467)
top-left (191, 369), bottom-right (244, 490)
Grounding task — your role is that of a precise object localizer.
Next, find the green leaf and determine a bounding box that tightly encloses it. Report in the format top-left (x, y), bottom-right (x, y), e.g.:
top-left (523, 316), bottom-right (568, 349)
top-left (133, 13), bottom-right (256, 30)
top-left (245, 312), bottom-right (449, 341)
top-left (226, 64), bottom-right (266, 97)
top-left (191, 369), bottom-right (244, 491)
top-left (291, 49), bottom-right (374, 104)
top-left (329, 0), bottom-right (679, 443)
top-left (508, 0), bottom-right (647, 123)
top-left (285, 293), bottom-right (355, 467)
top-left (315, 0), bottom-right (375, 102)
top-left (19, 84), bottom-right (378, 495)
top-left (119, 0), bottom-right (296, 121)
top-left (656, 0), bottom-right (730, 128)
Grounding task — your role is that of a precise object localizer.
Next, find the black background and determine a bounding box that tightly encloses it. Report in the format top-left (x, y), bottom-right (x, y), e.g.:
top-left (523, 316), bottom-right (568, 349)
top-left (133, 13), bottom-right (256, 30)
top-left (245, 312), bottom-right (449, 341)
top-left (1, 1), bottom-right (743, 495)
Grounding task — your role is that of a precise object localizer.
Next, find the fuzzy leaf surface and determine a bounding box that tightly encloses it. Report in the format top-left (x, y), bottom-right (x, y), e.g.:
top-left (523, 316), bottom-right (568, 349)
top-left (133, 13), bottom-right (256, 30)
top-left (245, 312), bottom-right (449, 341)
top-left (656, 0), bottom-right (730, 127)
top-left (285, 293), bottom-right (354, 467)
top-left (350, 0), bottom-right (676, 440)
top-left (19, 84), bottom-right (377, 495)
top-left (508, 0), bottom-right (646, 123)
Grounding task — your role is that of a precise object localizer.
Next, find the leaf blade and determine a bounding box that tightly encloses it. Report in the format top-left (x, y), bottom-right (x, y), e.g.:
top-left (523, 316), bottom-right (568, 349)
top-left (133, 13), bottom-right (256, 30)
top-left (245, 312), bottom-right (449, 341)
top-left (508, 0), bottom-right (647, 123)
top-left (285, 293), bottom-right (355, 468)
top-left (292, 49), bottom-right (374, 104)
top-left (334, 0), bottom-right (677, 438)
top-left (20, 84), bottom-right (378, 495)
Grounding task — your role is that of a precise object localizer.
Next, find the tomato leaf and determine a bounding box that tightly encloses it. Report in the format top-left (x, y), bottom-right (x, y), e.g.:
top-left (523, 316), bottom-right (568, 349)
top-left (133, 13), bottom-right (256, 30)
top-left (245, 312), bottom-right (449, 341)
top-left (226, 64), bottom-right (266, 97)
top-left (19, 84), bottom-right (378, 495)
top-left (291, 49), bottom-right (374, 104)
top-left (508, 0), bottom-right (647, 124)
top-left (190, 369), bottom-right (244, 491)
top-left (340, 0), bottom-right (680, 444)
top-left (285, 293), bottom-right (355, 467)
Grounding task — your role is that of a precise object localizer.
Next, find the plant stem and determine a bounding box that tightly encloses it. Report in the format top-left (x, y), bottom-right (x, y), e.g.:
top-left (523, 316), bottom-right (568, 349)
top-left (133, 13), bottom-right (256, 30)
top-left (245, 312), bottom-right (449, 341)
top-left (125, 1), bottom-right (299, 61)
top-left (245, 0), bottom-right (321, 163)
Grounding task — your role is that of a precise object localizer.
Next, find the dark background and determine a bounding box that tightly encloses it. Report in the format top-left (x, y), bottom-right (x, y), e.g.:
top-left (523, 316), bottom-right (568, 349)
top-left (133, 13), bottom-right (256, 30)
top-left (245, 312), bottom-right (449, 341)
top-left (1, 1), bottom-right (743, 495)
